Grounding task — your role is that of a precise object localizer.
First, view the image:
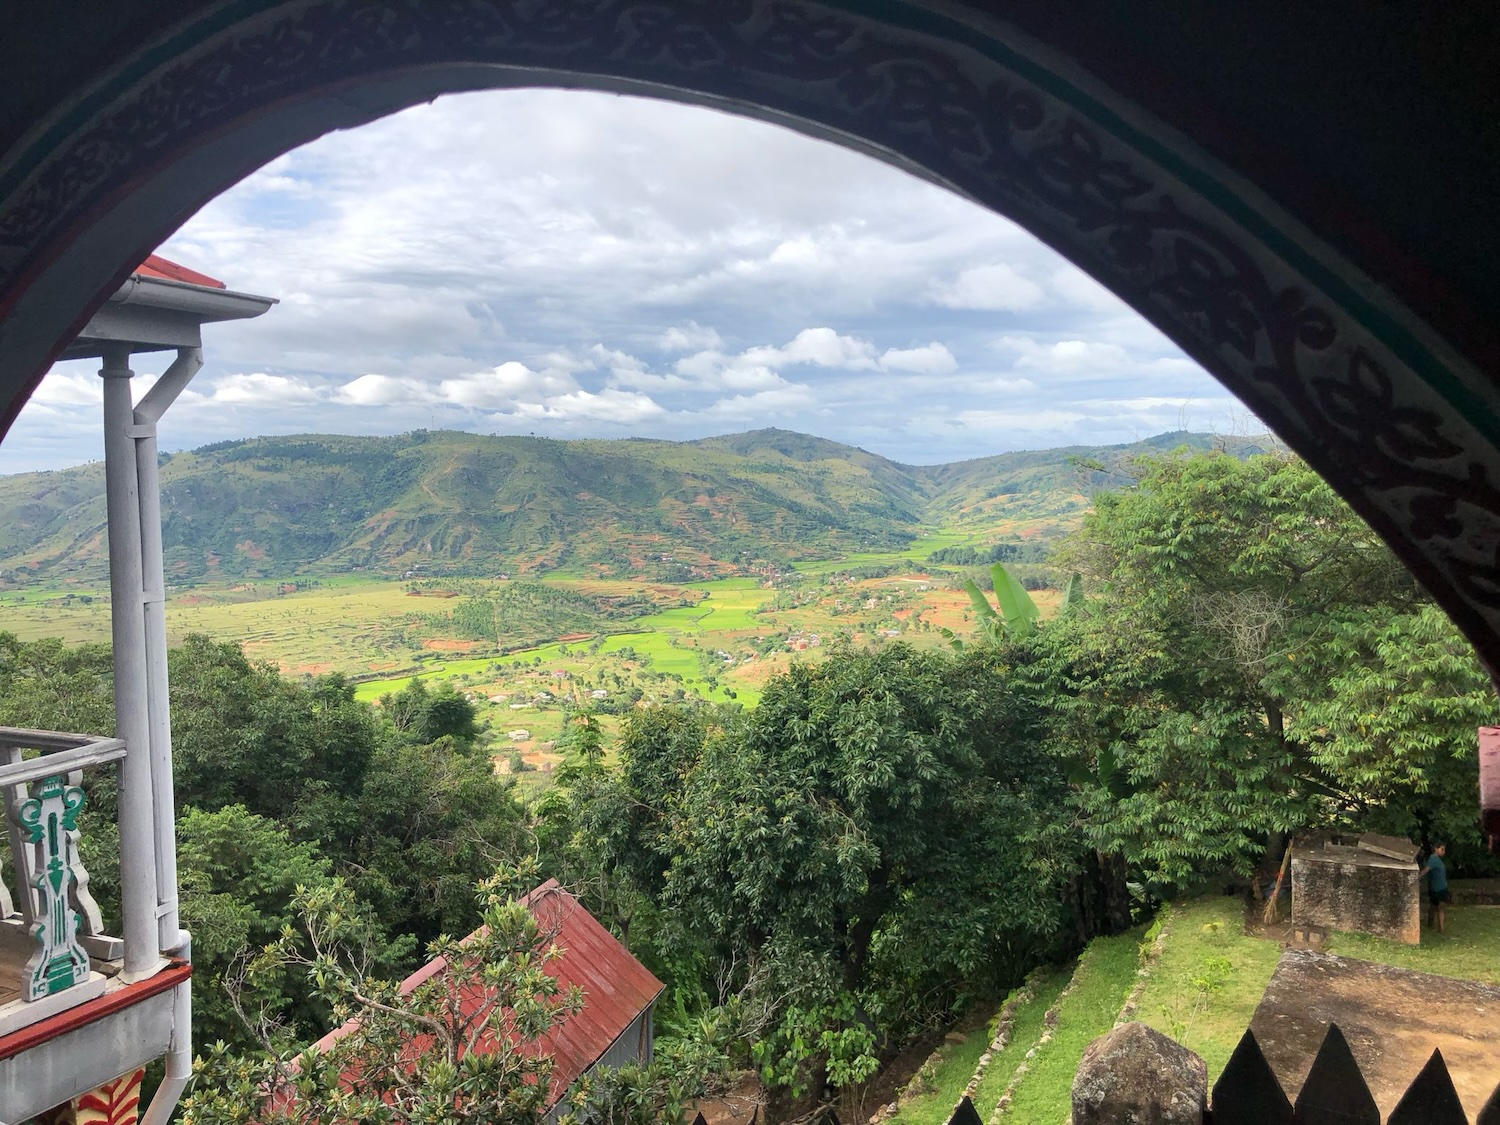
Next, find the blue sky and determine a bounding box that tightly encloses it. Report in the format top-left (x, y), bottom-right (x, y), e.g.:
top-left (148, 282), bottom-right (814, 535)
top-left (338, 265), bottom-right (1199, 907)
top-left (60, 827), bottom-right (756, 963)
top-left (5, 89), bottom-right (1256, 474)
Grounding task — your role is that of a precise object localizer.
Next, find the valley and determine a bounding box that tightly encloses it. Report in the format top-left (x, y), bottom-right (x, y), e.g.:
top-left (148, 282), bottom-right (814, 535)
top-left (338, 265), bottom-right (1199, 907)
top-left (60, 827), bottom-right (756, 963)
top-left (0, 554), bottom-right (1054, 786)
top-left (0, 427), bottom-right (1268, 782)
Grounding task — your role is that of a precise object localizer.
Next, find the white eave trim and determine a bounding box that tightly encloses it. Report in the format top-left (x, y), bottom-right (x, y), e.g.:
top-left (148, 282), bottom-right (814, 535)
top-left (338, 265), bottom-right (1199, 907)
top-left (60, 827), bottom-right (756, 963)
top-left (106, 274), bottom-right (277, 323)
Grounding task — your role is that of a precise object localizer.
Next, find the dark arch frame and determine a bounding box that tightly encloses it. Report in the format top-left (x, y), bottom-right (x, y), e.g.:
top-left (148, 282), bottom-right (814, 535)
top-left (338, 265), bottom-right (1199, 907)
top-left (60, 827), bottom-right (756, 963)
top-left (3, 0), bottom-right (1500, 671)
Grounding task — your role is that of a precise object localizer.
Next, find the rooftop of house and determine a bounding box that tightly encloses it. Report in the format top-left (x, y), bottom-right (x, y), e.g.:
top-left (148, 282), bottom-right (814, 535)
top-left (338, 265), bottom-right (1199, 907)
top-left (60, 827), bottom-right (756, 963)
top-left (312, 879), bottom-right (664, 1110)
top-left (133, 253), bottom-right (225, 289)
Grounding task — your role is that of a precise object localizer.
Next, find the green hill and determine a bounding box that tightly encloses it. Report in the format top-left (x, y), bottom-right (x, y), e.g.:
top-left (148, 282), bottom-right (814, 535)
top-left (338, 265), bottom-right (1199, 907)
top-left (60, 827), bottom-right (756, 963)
top-left (0, 428), bottom-right (1281, 585)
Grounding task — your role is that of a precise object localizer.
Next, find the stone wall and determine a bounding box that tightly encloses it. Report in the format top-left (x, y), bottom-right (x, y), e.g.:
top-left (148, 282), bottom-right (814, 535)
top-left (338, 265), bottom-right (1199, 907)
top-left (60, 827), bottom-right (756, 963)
top-left (1291, 837), bottom-right (1420, 945)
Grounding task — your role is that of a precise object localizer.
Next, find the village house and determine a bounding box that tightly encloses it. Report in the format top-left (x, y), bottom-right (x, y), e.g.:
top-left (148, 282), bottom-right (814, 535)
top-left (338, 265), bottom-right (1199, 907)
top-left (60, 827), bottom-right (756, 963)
top-left (301, 881), bottom-right (663, 1123)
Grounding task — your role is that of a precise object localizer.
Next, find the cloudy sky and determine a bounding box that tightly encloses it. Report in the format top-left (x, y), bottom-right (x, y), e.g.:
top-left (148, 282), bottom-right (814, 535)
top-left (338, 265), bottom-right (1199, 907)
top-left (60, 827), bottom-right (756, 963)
top-left (5, 88), bottom-right (1255, 474)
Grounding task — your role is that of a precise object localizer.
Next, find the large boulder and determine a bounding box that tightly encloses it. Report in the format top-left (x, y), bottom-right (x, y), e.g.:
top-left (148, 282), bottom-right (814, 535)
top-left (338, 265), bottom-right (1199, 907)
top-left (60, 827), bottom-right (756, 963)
top-left (1072, 1021), bottom-right (1207, 1125)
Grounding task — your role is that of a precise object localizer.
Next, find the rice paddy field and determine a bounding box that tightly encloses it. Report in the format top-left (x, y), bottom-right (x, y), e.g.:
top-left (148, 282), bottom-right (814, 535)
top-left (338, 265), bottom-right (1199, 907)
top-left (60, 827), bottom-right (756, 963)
top-left (0, 539), bottom-right (1061, 784)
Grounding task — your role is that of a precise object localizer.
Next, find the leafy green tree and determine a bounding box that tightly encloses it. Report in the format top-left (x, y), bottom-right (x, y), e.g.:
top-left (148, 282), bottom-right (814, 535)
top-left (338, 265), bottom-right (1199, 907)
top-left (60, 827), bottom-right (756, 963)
top-left (340, 738), bottom-right (530, 947)
top-left (176, 805), bottom-right (335, 1047)
top-left (381, 677), bottom-right (479, 747)
top-left (181, 866), bottom-right (584, 1125)
top-left (170, 636), bottom-right (378, 829)
top-left (624, 646), bottom-right (1071, 1101)
top-left (1275, 603), bottom-right (1497, 868)
top-left (0, 633), bottom-right (114, 733)
top-left (1036, 449), bottom-right (1491, 885)
top-left (957, 563), bottom-right (1039, 644)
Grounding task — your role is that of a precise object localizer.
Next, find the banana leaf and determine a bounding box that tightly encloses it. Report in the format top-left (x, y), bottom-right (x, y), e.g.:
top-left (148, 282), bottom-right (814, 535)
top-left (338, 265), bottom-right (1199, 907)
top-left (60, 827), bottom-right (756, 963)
top-left (989, 563), bottom-right (1039, 636)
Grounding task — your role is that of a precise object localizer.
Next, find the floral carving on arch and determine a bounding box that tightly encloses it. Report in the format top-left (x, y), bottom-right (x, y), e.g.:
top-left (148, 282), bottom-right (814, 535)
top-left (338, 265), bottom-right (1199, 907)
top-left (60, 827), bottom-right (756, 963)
top-left (2, 0), bottom-right (1499, 667)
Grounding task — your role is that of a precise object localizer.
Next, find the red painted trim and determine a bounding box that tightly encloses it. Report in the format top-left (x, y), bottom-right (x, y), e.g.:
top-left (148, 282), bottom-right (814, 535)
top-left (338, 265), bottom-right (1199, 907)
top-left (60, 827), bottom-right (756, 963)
top-left (0, 961), bottom-right (191, 1060)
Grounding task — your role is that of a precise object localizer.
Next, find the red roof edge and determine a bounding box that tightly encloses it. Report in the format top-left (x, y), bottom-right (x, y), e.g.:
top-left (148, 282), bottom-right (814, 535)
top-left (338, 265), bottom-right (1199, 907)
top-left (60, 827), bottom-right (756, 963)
top-left (305, 879), bottom-right (665, 1110)
top-left (134, 253), bottom-right (226, 289)
top-left (1480, 727), bottom-right (1500, 853)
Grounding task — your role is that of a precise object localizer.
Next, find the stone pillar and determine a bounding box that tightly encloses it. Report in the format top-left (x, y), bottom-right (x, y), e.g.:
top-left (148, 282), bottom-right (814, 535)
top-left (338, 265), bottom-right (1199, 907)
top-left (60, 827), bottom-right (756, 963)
top-left (1072, 1021), bottom-right (1207, 1125)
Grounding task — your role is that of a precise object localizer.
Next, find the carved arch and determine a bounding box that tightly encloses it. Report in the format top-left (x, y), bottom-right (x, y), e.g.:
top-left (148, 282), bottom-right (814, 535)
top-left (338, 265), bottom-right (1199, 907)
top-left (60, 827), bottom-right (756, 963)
top-left (2, 0), bottom-right (1499, 668)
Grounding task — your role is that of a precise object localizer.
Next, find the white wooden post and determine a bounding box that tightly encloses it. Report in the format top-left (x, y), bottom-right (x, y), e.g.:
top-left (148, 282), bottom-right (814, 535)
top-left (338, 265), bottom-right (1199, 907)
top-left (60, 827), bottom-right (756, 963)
top-left (100, 345), bottom-right (161, 981)
top-left (132, 347), bottom-right (200, 953)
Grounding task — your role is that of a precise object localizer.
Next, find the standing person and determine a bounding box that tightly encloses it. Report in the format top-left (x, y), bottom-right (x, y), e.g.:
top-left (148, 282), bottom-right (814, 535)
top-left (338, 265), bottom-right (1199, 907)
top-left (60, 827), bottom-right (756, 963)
top-left (1421, 843), bottom-right (1450, 934)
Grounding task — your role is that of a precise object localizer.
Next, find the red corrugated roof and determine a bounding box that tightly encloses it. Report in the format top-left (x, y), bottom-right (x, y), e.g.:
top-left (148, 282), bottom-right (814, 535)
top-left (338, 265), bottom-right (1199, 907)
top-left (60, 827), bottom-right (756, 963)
top-left (133, 253), bottom-right (226, 289)
top-left (1480, 727), bottom-right (1500, 851)
top-left (307, 880), bottom-right (664, 1111)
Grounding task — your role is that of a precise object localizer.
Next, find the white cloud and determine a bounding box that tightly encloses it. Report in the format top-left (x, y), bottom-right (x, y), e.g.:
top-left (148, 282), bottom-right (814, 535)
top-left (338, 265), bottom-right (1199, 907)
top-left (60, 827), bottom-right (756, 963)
top-left (930, 263), bottom-right (1045, 311)
top-left (745, 328), bottom-right (879, 371)
top-left (702, 385), bottom-right (819, 418)
top-left (31, 372), bottom-right (101, 406)
top-left (336, 374), bottom-right (417, 407)
top-left (208, 372), bottom-right (323, 405)
top-left (879, 343), bottom-right (956, 374)
top-left (2, 87), bottom-right (1241, 473)
top-left (1049, 264), bottom-right (1131, 313)
top-left (657, 323), bottom-right (723, 352)
top-left (511, 388), bottom-right (664, 424)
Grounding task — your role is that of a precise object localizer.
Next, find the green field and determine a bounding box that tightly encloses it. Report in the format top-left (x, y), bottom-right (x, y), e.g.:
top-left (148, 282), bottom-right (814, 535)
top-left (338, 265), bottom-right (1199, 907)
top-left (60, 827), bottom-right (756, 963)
top-left (0, 540), bottom-right (1045, 781)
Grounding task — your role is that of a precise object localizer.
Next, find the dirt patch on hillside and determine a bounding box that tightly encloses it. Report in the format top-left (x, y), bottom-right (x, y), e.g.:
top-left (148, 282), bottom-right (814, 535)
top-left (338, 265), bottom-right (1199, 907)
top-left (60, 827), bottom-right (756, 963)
top-left (286, 661), bottom-right (336, 676)
top-left (691, 1071), bottom-right (764, 1125)
top-left (422, 638), bottom-right (478, 652)
top-left (1250, 948), bottom-right (1500, 1117)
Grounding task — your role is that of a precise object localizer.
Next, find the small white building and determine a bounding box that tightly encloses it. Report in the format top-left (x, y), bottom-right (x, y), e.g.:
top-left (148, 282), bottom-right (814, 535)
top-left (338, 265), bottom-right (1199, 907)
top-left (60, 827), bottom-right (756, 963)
top-left (507, 729), bottom-right (530, 742)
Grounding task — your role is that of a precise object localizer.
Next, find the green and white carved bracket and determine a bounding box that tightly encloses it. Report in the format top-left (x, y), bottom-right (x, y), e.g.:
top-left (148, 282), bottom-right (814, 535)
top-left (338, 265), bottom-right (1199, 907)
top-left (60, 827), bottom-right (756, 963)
top-left (19, 775), bottom-right (91, 999)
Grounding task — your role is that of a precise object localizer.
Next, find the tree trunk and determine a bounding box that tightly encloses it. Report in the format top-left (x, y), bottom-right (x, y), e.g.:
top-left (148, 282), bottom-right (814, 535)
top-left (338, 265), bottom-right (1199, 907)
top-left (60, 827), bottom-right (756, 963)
top-left (1100, 849), bottom-right (1132, 934)
top-left (1067, 849), bottom-right (1133, 944)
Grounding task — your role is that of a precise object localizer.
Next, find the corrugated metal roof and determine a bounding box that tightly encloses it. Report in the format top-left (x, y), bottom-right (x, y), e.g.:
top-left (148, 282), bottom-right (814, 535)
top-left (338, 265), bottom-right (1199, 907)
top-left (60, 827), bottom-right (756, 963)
top-left (309, 879), bottom-right (664, 1110)
top-left (133, 253), bottom-right (226, 289)
top-left (1480, 726), bottom-right (1500, 850)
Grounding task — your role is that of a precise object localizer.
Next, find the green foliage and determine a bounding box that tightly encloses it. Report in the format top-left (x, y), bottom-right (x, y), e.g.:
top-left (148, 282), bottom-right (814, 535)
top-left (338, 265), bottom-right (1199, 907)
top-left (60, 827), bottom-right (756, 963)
top-left (1025, 449), bottom-right (1491, 887)
top-left (1060, 573), bottom-right (1084, 616)
top-left (422, 583), bottom-right (617, 647)
top-left (556, 645), bottom-right (1073, 1100)
top-left (926, 542), bottom-right (1049, 567)
top-left (950, 564), bottom-right (1040, 648)
top-left (177, 806), bottom-right (334, 1046)
top-left (181, 864), bottom-right (584, 1125)
top-left (0, 632), bottom-right (114, 734)
top-left (169, 636), bottom-right (380, 827)
top-left (0, 631), bottom-right (531, 1059)
top-left (380, 677), bottom-right (479, 746)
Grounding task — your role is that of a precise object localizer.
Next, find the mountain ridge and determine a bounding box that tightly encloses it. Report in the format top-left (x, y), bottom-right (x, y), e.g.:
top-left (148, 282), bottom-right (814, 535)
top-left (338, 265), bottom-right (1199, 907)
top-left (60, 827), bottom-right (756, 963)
top-left (0, 428), bottom-right (1284, 585)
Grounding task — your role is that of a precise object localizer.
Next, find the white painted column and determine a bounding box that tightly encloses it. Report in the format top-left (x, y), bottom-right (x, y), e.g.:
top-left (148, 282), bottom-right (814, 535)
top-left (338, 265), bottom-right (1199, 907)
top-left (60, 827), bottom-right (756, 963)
top-left (99, 345), bottom-right (162, 980)
top-left (132, 347), bottom-right (200, 952)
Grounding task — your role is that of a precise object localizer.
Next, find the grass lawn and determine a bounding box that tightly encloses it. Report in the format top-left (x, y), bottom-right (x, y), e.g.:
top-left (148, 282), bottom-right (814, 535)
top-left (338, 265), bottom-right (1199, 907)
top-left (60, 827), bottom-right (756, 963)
top-left (1323, 904), bottom-right (1500, 984)
top-left (1000, 929), bottom-right (1142, 1121)
top-left (1131, 896), bottom-right (1284, 1079)
top-left (968, 968), bottom-right (1071, 1119)
top-left (888, 1008), bottom-right (1000, 1125)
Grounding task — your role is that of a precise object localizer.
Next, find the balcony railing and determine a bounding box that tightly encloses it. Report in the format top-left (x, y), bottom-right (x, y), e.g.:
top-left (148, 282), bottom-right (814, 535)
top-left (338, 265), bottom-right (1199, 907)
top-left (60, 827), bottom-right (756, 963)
top-left (0, 726), bottom-right (127, 1034)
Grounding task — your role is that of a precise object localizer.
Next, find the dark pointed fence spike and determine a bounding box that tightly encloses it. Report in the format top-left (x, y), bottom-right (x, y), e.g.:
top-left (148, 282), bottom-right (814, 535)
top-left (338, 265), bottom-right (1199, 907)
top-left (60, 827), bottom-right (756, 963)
top-left (691, 1114), bottom-right (708, 1125)
top-left (1212, 1028), bottom-right (1293, 1125)
top-left (947, 1095), bottom-right (983, 1125)
top-left (1478, 1078), bottom-right (1500, 1125)
top-left (1389, 1049), bottom-right (1468, 1125)
top-left (1293, 1024), bottom-right (1379, 1125)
